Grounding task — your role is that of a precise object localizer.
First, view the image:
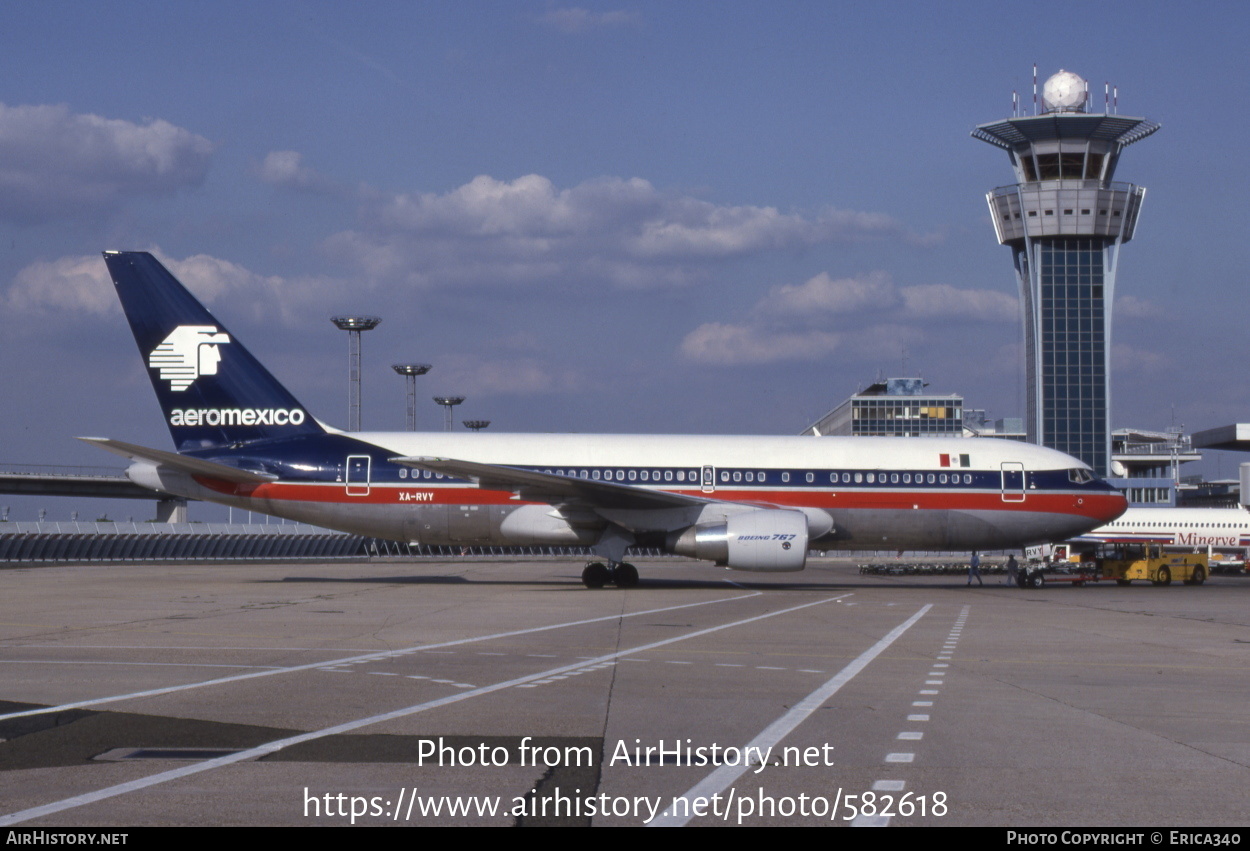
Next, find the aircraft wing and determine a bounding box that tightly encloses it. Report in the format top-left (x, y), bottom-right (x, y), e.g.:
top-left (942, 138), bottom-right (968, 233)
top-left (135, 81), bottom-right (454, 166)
top-left (392, 455), bottom-right (712, 511)
top-left (79, 437), bottom-right (278, 484)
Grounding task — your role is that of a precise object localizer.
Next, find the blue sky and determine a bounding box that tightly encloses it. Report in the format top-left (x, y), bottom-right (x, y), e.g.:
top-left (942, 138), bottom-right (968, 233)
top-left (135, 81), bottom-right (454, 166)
top-left (2, 1), bottom-right (1249, 519)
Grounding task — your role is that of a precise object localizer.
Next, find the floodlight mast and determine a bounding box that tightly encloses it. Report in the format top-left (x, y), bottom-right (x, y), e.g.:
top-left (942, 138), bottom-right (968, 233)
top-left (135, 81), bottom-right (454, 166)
top-left (433, 396), bottom-right (465, 432)
top-left (392, 363), bottom-right (432, 431)
top-left (463, 420), bottom-right (491, 432)
top-left (330, 316), bottom-right (381, 432)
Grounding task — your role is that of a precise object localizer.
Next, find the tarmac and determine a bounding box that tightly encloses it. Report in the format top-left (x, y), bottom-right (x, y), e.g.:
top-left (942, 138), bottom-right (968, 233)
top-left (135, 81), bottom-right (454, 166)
top-left (0, 557), bottom-right (1246, 827)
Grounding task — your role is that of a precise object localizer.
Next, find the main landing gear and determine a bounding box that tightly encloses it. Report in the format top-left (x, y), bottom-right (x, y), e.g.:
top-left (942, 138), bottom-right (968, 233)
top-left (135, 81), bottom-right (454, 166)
top-left (582, 561), bottom-right (639, 589)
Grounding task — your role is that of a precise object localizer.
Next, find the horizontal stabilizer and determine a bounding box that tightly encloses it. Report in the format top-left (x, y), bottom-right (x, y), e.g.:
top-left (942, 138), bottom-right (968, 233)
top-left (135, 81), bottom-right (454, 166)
top-left (79, 437), bottom-right (278, 484)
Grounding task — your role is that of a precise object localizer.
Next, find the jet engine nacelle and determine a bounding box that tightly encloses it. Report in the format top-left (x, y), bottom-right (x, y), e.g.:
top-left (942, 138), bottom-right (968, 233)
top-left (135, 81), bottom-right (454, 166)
top-left (667, 508), bottom-right (809, 572)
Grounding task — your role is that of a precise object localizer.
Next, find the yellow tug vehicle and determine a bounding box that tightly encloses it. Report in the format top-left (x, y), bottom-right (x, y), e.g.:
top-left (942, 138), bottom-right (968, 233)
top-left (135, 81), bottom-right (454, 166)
top-left (1098, 544), bottom-right (1208, 587)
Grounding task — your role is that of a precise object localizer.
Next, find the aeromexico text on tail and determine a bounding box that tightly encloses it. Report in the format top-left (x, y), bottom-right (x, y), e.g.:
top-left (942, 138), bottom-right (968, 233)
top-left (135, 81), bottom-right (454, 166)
top-left (89, 251), bottom-right (1127, 588)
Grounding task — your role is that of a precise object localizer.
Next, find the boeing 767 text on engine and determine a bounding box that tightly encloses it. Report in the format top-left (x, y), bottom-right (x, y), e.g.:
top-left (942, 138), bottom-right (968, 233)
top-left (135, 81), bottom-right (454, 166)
top-left (88, 251), bottom-right (1127, 587)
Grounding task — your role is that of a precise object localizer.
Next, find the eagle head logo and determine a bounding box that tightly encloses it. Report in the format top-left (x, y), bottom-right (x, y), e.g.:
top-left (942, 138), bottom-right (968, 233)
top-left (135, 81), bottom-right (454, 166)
top-left (148, 325), bottom-right (231, 391)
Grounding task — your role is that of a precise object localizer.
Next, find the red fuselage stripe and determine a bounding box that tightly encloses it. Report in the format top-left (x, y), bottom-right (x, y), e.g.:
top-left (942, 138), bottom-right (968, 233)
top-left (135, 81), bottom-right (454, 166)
top-left (198, 479), bottom-right (1122, 520)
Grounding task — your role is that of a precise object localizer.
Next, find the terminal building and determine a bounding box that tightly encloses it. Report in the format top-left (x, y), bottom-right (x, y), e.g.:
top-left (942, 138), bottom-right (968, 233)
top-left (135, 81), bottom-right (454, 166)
top-left (802, 377), bottom-right (1025, 440)
top-left (963, 409), bottom-right (1027, 441)
top-left (803, 378), bottom-right (963, 437)
top-left (1110, 427), bottom-right (1201, 506)
top-left (973, 70), bottom-right (1159, 475)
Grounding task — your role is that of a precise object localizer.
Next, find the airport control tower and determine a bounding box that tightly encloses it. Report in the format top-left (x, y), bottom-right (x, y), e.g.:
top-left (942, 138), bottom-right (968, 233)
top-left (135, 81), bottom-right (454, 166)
top-left (973, 70), bottom-right (1159, 475)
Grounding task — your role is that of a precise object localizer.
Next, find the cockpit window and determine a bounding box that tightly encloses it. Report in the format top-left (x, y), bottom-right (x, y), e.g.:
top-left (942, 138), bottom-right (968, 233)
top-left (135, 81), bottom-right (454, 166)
top-left (1068, 468), bottom-right (1094, 484)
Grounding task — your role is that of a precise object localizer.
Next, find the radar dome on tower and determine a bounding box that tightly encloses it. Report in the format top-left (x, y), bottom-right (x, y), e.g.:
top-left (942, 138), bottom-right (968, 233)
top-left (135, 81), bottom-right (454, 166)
top-left (1041, 70), bottom-right (1088, 113)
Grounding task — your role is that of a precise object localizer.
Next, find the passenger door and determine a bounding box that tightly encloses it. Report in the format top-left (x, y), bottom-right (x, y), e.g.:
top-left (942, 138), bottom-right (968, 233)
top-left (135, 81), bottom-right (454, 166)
top-left (1000, 461), bottom-right (1025, 503)
top-left (346, 455), bottom-right (371, 497)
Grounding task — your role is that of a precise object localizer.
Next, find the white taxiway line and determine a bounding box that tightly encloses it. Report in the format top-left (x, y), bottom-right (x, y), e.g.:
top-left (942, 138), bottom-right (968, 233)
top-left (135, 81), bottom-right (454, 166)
top-left (649, 603), bottom-right (932, 827)
top-left (0, 594), bottom-right (850, 826)
top-left (0, 590), bottom-right (768, 723)
top-left (1, 660), bottom-right (282, 670)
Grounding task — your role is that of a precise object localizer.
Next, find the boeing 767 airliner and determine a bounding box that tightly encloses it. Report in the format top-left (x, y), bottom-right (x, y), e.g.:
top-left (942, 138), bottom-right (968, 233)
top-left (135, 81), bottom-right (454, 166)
top-left (87, 251), bottom-right (1127, 587)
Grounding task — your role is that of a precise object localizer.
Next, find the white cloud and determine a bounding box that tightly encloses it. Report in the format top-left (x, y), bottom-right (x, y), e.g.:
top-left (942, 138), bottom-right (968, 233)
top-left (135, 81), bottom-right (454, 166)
top-left (4, 248), bottom-right (340, 326)
top-left (768, 271), bottom-right (898, 315)
top-left (256, 150), bottom-right (350, 197)
top-left (538, 7), bottom-right (640, 33)
top-left (680, 322), bottom-right (841, 365)
top-left (257, 150), bottom-right (316, 189)
top-left (371, 173), bottom-right (610, 236)
top-left (764, 271), bottom-right (1016, 322)
top-left (631, 203), bottom-right (890, 258)
top-left (0, 103), bottom-right (214, 223)
top-left (679, 271), bottom-right (1018, 366)
top-left (5, 254), bottom-right (116, 316)
top-left (898, 283), bottom-right (1018, 322)
top-left (321, 171), bottom-right (918, 292)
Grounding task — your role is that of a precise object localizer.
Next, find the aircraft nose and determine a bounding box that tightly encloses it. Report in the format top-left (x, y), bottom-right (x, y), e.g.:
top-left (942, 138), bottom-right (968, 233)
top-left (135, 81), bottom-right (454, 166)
top-left (1089, 488), bottom-right (1128, 524)
top-left (1046, 490), bottom-right (1126, 542)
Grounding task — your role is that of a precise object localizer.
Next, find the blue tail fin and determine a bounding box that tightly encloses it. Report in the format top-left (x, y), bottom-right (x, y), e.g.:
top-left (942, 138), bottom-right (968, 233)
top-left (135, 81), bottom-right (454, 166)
top-left (102, 251), bottom-right (325, 451)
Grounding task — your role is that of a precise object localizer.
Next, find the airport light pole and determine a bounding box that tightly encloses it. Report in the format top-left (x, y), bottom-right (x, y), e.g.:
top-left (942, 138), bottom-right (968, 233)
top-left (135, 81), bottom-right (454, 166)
top-left (433, 396), bottom-right (465, 432)
top-left (463, 420), bottom-right (491, 432)
top-left (331, 316), bottom-right (381, 431)
top-left (393, 364), bottom-right (432, 431)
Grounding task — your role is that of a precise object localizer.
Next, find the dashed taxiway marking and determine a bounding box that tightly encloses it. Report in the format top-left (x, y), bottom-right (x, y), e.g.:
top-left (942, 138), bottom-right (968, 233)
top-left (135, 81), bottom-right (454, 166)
top-left (865, 604), bottom-right (970, 827)
top-left (320, 647), bottom-right (836, 693)
top-left (853, 779), bottom-right (908, 827)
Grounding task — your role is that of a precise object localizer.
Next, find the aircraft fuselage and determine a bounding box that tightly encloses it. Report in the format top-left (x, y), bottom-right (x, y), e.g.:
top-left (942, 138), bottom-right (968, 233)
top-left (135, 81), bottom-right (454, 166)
top-left (139, 430), bottom-right (1126, 554)
top-left (1072, 506), bottom-right (1250, 551)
